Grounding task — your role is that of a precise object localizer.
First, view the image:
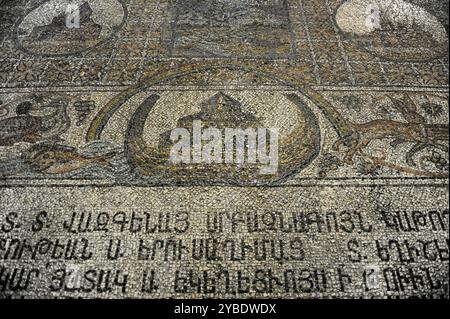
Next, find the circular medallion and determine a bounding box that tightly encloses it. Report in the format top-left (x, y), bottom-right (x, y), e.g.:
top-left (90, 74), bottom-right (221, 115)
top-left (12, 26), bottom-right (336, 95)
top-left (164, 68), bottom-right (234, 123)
top-left (14, 0), bottom-right (127, 56)
top-left (334, 0), bottom-right (448, 62)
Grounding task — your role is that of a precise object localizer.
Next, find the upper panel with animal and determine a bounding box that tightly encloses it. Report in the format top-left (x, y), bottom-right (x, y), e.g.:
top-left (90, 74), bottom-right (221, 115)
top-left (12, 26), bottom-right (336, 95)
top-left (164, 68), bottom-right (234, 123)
top-left (0, 0), bottom-right (447, 87)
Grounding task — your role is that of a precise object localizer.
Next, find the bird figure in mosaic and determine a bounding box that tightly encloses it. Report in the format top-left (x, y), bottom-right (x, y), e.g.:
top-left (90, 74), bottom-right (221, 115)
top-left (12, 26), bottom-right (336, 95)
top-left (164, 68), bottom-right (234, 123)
top-left (0, 102), bottom-right (44, 146)
top-left (0, 99), bottom-right (70, 147)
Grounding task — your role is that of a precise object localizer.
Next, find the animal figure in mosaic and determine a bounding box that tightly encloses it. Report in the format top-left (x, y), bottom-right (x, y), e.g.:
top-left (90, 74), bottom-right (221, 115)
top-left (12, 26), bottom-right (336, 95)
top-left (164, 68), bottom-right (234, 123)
top-left (0, 102), bottom-right (44, 146)
top-left (18, 0), bottom-right (124, 39)
top-left (0, 99), bottom-right (70, 146)
top-left (335, 0), bottom-right (448, 60)
top-left (26, 143), bottom-right (116, 174)
top-left (332, 94), bottom-right (449, 166)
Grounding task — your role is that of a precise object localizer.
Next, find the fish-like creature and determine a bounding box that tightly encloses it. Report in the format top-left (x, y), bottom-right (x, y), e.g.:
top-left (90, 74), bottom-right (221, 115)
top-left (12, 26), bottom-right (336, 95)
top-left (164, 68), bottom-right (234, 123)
top-left (26, 143), bottom-right (116, 174)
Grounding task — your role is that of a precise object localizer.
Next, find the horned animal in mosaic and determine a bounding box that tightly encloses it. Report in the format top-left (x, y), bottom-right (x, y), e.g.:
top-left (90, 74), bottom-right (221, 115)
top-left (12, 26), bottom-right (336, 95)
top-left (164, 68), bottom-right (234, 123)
top-left (332, 94), bottom-right (449, 166)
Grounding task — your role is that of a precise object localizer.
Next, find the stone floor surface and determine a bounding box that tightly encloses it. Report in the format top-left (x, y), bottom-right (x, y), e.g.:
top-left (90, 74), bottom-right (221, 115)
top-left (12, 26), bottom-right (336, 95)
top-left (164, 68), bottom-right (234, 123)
top-left (0, 0), bottom-right (448, 299)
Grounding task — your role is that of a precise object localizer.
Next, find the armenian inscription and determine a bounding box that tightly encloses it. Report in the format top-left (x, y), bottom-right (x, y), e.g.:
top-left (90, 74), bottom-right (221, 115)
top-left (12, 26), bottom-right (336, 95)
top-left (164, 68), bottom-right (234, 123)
top-left (0, 187), bottom-right (448, 298)
top-left (0, 0), bottom-right (448, 299)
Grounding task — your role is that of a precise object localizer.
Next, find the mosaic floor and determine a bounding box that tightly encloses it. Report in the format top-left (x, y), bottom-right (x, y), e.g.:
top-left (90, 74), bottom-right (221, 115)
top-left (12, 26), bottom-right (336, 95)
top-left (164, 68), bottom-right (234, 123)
top-left (0, 0), bottom-right (448, 299)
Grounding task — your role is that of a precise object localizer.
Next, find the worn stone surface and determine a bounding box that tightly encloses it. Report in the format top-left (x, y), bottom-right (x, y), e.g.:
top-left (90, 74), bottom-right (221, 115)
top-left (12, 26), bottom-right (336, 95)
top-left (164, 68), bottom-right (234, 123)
top-left (0, 0), bottom-right (448, 299)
